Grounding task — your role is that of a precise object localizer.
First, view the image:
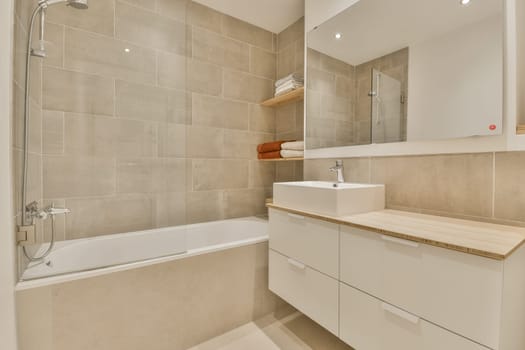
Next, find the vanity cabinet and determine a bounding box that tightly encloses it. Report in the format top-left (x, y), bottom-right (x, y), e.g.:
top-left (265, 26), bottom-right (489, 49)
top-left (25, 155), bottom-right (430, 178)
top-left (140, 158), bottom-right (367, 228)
top-left (339, 283), bottom-right (490, 350)
top-left (340, 226), bottom-right (502, 349)
top-left (268, 209), bottom-right (339, 278)
top-left (268, 207), bottom-right (525, 350)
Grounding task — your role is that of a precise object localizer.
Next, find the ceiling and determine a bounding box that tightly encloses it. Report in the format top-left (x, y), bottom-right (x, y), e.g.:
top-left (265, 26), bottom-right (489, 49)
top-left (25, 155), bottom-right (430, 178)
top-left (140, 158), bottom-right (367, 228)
top-left (308, 0), bottom-right (503, 65)
top-left (193, 0), bottom-right (304, 33)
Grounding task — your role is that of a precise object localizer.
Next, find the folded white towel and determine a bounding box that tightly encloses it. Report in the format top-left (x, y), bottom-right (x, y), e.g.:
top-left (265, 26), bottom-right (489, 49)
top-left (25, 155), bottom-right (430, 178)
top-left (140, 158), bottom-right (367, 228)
top-left (280, 150), bottom-right (304, 158)
top-left (275, 73), bottom-right (304, 87)
top-left (281, 141), bottom-right (304, 151)
top-left (275, 81), bottom-right (303, 96)
top-left (275, 88), bottom-right (295, 97)
top-left (276, 80), bottom-right (302, 91)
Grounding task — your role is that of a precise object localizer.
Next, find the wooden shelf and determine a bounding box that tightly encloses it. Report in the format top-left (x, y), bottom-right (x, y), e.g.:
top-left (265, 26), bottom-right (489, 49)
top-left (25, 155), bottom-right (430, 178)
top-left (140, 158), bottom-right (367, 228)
top-left (260, 87), bottom-right (304, 107)
top-left (517, 125), bottom-right (525, 135)
top-left (258, 157), bottom-right (304, 162)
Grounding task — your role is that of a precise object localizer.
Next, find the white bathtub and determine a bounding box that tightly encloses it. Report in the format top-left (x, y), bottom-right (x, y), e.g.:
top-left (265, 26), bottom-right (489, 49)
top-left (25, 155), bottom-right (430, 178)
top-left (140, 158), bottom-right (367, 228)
top-left (17, 216), bottom-right (268, 290)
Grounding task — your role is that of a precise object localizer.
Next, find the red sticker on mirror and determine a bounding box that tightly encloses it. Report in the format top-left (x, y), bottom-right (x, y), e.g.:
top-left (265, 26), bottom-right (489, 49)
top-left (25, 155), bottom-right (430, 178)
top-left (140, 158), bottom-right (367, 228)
top-left (489, 124), bottom-right (497, 131)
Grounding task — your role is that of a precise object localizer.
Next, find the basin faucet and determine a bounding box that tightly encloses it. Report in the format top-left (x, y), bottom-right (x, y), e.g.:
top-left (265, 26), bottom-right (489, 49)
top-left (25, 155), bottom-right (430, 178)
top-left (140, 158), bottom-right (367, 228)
top-left (329, 160), bottom-right (345, 183)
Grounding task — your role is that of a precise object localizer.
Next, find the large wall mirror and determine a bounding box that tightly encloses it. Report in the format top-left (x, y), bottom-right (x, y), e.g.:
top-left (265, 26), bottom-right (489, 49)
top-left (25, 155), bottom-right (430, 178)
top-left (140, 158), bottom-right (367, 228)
top-left (306, 0), bottom-right (504, 150)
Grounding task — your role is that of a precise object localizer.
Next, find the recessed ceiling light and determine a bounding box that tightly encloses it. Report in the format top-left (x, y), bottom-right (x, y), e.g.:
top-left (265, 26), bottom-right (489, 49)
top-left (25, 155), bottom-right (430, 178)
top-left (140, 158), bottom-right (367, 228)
top-left (460, 0), bottom-right (471, 6)
top-left (335, 33), bottom-right (342, 40)
top-left (124, 48), bottom-right (131, 53)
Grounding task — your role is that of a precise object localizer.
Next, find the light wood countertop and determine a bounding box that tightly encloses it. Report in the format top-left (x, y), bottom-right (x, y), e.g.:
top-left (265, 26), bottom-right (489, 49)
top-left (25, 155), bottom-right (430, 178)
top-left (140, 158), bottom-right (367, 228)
top-left (267, 204), bottom-right (525, 260)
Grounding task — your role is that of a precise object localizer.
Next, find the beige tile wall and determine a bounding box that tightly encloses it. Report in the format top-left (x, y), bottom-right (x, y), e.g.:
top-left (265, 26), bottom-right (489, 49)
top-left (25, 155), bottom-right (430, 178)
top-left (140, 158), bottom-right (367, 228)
top-left (304, 152), bottom-right (525, 226)
top-left (275, 17), bottom-right (305, 183)
top-left (186, 2), bottom-right (277, 223)
top-left (17, 242), bottom-right (290, 350)
top-left (13, 0), bottom-right (281, 244)
top-left (306, 48), bottom-right (355, 149)
top-left (306, 47), bottom-right (408, 148)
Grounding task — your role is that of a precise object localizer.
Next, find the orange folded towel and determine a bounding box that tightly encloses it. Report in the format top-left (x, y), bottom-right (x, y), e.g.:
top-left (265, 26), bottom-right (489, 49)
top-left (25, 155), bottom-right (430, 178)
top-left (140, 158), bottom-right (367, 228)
top-left (257, 141), bottom-right (286, 153)
top-left (258, 151), bottom-right (281, 160)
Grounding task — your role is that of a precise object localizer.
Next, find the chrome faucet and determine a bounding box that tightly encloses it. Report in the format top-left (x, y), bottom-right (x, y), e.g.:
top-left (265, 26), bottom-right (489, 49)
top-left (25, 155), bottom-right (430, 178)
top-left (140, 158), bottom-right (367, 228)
top-left (329, 160), bottom-right (345, 183)
top-left (26, 201), bottom-right (70, 222)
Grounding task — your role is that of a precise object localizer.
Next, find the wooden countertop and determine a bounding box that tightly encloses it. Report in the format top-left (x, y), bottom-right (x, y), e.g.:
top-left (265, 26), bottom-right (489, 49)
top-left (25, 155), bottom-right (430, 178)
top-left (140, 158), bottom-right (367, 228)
top-left (267, 204), bottom-right (525, 260)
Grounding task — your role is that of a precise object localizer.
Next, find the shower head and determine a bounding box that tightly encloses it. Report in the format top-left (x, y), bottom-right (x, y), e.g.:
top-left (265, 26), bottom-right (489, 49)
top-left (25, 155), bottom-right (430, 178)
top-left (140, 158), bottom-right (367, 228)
top-left (67, 0), bottom-right (88, 10)
top-left (42, 0), bottom-right (88, 10)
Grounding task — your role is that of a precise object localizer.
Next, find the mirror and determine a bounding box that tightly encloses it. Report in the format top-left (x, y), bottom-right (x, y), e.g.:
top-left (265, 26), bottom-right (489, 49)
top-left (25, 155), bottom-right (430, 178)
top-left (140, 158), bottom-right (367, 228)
top-left (306, 0), bottom-right (504, 150)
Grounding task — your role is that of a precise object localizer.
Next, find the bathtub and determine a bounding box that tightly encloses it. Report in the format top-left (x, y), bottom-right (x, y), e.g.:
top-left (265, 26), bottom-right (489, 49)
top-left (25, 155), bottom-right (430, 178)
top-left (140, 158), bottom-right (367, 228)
top-left (17, 216), bottom-right (268, 290)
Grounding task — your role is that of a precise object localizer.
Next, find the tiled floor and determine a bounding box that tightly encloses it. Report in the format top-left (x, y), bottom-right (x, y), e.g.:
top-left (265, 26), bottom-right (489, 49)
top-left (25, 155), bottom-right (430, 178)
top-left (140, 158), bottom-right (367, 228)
top-left (188, 313), bottom-right (353, 350)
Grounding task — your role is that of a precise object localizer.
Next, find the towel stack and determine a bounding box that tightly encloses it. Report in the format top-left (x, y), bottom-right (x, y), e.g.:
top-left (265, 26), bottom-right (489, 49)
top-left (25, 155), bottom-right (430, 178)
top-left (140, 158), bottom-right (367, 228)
top-left (275, 73), bottom-right (304, 96)
top-left (257, 141), bottom-right (304, 159)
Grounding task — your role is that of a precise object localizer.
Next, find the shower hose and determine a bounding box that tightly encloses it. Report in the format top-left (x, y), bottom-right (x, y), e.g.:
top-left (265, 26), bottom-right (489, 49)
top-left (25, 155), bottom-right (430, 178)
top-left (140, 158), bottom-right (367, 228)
top-left (22, 215), bottom-right (56, 262)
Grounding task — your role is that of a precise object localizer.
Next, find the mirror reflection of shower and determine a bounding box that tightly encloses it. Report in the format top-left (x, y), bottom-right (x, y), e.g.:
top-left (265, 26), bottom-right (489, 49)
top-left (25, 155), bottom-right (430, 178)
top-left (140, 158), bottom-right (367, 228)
top-left (369, 69), bottom-right (405, 144)
top-left (19, 0), bottom-right (88, 262)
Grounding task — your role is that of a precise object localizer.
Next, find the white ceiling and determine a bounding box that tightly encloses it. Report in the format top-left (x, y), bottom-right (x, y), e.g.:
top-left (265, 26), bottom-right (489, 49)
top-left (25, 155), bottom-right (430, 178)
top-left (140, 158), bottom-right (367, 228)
top-left (193, 0), bottom-right (305, 33)
top-left (308, 0), bottom-right (503, 66)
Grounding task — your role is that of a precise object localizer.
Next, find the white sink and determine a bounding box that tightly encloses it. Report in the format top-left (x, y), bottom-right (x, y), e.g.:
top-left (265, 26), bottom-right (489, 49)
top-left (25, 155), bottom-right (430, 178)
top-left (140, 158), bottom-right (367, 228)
top-left (273, 181), bottom-right (385, 217)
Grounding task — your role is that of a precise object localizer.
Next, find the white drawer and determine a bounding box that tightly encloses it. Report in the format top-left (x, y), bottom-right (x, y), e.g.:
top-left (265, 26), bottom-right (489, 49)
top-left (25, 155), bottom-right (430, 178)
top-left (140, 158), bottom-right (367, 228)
top-left (269, 208), bottom-right (339, 278)
top-left (340, 226), bottom-right (503, 349)
top-left (340, 283), bottom-right (490, 350)
top-left (269, 249), bottom-right (339, 335)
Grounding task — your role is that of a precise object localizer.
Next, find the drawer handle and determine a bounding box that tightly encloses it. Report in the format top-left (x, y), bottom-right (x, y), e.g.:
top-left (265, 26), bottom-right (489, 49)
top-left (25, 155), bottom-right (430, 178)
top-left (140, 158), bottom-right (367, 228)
top-left (288, 213), bottom-right (304, 220)
top-left (287, 258), bottom-right (306, 270)
top-left (287, 213), bottom-right (305, 220)
top-left (381, 235), bottom-right (419, 248)
top-left (381, 302), bottom-right (420, 325)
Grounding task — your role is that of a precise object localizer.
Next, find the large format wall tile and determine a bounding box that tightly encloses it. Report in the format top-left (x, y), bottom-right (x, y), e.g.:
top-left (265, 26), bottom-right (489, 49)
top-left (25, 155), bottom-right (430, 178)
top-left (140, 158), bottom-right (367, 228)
top-left (116, 1), bottom-right (186, 54)
top-left (221, 15), bottom-right (274, 51)
top-left (371, 153), bottom-right (493, 217)
top-left (158, 123), bottom-right (186, 158)
top-left (12, 84), bottom-right (41, 153)
top-left (223, 130), bottom-right (274, 159)
top-left (187, 190), bottom-right (224, 223)
top-left (494, 152), bottom-right (525, 222)
top-left (65, 195), bottom-right (154, 239)
top-left (64, 28), bottom-right (157, 85)
top-left (192, 94), bottom-right (249, 130)
top-left (192, 159), bottom-right (248, 191)
top-left (116, 158), bottom-right (186, 194)
top-left (249, 105), bottom-right (276, 134)
top-left (43, 66), bottom-right (114, 115)
top-left (223, 70), bottom-right (273, 103)
top-left (193, 27), bottom-right (250, 72)
top-left (157, 51), bottom-right (187, 90)
top-left (188, 59), bottom-right (223, 96)
top-left (42, 110), bottom-right (64, 155)
top-left (62, 113), bottom-right (158, 158)
top-left (157, 0), bottom-right (188, 22)
top-left (187, 126), bottom-right (224, 158)
top-left (43, 155), bottom-right (115, 198)
top-left (116, 80), bottom-right (188, 123)
top-left (46, 0), bottom-right (115, 36)
top-left (41, 21), bottom-right (64, 68)
top-left (188, 2), bottom-right (222, 33)
top-left (250, 46), bottom-right (276, 80)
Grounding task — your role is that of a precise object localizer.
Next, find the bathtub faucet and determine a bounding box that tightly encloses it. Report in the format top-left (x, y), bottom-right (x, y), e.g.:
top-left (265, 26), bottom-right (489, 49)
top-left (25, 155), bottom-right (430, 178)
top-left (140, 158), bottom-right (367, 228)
top-left (26, 201), bottom-right (71, 222)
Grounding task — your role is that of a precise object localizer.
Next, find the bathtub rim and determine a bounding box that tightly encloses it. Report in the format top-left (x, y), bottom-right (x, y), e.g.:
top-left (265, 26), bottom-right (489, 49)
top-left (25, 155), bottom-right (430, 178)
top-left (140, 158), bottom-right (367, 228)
top-left (16, 217), bottom-right (269, 291)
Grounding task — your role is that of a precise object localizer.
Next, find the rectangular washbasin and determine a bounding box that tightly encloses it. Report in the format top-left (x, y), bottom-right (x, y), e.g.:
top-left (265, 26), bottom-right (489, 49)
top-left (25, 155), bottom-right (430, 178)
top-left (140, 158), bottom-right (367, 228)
top-left (273, 181), bottom-right (385, 217)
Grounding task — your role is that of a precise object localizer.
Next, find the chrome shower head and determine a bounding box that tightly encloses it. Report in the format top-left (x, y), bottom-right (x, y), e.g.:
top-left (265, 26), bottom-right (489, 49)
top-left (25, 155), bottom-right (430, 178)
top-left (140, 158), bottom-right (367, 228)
top-left (43, 0), bottom-right (88, 10)
top-left (67, 0), bottom-right (88, 10)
